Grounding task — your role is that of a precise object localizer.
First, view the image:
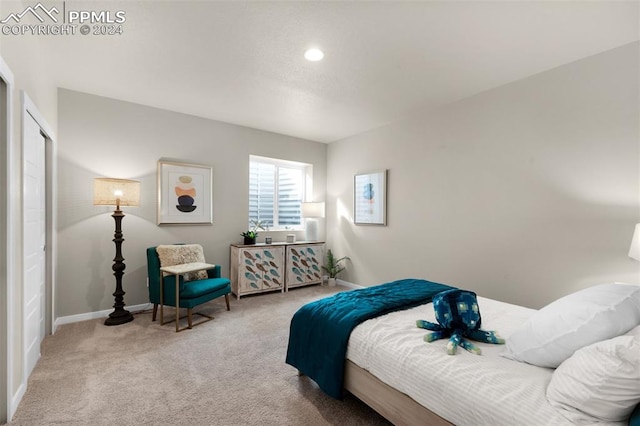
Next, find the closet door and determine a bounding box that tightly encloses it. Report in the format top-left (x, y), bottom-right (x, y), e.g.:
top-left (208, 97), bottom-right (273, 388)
top-left (23, 111), bottom-right (46, 377)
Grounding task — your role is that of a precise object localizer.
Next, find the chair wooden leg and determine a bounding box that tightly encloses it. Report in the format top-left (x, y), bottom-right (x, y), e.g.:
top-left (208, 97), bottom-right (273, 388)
top-left (188, 308), bottom-right (193, 329)
top-left (152, 304), bottom-right (158, 321)
top-left (225, 294), bottom-right (230, 311)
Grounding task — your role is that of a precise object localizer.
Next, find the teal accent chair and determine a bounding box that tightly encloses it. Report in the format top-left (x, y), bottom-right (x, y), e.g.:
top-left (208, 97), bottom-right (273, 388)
top-left (146, 245), bottom-right (231, 330)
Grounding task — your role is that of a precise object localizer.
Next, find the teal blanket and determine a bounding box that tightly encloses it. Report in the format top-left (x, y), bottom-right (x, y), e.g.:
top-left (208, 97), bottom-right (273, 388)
top-left (630, 403), bottom-right (640, 426)
top-left (285, 278), bottom-right (454, 399)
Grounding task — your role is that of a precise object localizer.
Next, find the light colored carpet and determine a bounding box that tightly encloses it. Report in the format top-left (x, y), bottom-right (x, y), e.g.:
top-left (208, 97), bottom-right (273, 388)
top-left (10, 285), bottom-right (391, 426)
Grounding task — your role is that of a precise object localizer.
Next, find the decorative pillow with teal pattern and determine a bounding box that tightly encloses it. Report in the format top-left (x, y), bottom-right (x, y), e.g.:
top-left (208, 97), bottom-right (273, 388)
top-left (417, 289), bottom-right (504, 355)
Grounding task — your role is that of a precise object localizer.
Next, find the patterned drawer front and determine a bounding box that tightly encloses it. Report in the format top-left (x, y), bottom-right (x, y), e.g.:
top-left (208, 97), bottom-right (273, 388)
top-left (240, 247), bottom-right (284, 292)
top-left (286, 245), bottom-right (323, 286)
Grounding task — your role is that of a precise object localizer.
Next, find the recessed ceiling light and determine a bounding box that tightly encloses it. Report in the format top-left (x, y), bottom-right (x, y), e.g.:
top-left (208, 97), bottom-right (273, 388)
top-left (304, 48), bottom-right (324, 62)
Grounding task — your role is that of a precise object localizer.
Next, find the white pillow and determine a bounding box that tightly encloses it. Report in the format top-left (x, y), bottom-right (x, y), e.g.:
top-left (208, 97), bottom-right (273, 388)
top-left (546, 334), bottom-right (640, 423)
top-left (501, 282), bottom-right (640, 368)
top-left (626, 324), bottom-right (640, 338)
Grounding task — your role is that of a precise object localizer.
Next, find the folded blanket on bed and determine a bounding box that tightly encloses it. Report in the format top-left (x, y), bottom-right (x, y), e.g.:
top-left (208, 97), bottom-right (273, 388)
top-left (285, 278), bottom-right (454, 399)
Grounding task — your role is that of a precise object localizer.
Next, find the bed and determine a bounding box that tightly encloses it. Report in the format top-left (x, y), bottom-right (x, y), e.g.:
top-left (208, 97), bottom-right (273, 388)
top-left (286, 279), bottom-right (640, 426)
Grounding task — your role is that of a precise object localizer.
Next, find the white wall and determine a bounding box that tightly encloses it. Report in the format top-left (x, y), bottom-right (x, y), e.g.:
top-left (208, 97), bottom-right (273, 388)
top-left (327, 42), bottom-right (640, 309)
top-left (57, 89), bottom-right (327, 318)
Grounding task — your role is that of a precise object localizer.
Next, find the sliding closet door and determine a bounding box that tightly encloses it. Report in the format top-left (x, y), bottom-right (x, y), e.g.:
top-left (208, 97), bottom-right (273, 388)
top-left (23, 111), bottom-right (46, 377)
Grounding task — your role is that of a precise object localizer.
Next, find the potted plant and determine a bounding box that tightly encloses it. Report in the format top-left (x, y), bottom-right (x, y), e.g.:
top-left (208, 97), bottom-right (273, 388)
top-left (322, 249), bottom-right (350, 286)
top-left (241, 219), bottom-right (266, 245)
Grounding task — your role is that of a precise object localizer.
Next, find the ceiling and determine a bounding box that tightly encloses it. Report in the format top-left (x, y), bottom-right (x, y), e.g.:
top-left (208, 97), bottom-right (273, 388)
top-left (39, 1), bottom-right (639, 143)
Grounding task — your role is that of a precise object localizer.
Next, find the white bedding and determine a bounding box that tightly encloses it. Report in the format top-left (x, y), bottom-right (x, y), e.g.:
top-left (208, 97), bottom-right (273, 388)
top-left (346, 296), bottom-right (626, 426)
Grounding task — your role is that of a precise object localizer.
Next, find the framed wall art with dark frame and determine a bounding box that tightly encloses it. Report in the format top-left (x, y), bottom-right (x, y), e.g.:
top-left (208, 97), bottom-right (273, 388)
top-left (157, 160), bottom-right (213, 225)
top-left (354, 169), bottom-right (387, 226)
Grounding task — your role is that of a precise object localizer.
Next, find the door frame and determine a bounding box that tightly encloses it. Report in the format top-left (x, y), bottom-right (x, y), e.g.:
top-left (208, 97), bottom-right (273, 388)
top-left (0, 54), bottom-right (15, 425)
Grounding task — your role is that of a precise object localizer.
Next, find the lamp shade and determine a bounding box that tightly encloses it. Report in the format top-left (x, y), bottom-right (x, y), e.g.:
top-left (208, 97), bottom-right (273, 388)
top-left (629, 223), bottom-right (640, 261)
top-left (301, 202), bottom-right (325, 218)
top-left (94, 178), bottom-right (140, 207)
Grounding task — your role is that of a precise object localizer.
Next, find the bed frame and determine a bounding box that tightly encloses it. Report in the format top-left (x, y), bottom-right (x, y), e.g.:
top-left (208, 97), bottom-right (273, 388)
top-left (343, 360), bottom-right (453, 426)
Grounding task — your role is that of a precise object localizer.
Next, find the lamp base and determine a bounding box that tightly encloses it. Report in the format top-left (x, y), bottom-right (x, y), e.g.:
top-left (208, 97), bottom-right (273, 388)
top-left (305, 219), bottom-right (318, 241)
top-left (104, 207), bottom-right (134, 326)
top-left (104, 308), bottom-right (134, 326)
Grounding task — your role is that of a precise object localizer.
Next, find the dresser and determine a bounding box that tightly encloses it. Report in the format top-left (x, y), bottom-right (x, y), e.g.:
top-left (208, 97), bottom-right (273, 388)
top-left (230, 241), bottom-right (324, 299)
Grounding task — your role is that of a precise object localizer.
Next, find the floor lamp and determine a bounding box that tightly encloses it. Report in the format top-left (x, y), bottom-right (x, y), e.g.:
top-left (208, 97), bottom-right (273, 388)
top-left (301, 202), bottom-right (325, 242)
top-left (94, 178), bottom-right (140, 326)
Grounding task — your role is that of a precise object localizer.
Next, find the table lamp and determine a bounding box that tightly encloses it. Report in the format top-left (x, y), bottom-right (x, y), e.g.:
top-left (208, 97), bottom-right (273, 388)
top-left (629, 223), bottom-right (640, 261)
top-left (94, 178), bottom-right (140, 325)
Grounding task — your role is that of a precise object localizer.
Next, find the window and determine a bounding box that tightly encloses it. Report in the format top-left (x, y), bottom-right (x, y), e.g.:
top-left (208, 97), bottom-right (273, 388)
top-left (249, 155), bottom-right (310, 230)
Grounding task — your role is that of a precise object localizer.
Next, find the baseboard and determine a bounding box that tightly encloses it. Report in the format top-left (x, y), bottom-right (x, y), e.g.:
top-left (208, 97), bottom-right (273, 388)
top-left (336, 279), bottom-right (363, 289)
top-left (9, 381), bottom-right (25, 421)
top-left (54, 303), bottom-right (151, 330)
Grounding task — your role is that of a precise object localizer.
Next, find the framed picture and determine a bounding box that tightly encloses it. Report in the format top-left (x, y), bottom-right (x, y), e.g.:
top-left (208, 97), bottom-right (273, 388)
top-left (157, 160), bottom-right (212, 225)
top-left (354, 169), bottom-right (387, 226)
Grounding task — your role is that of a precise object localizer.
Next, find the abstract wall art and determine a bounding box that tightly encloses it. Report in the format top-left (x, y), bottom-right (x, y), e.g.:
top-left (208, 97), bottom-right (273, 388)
top-left (354, 169), bottom-right (387, 225)
top-left (157, 160), bottom-right (213, 225)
